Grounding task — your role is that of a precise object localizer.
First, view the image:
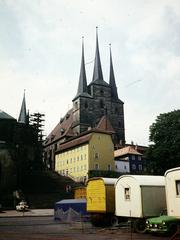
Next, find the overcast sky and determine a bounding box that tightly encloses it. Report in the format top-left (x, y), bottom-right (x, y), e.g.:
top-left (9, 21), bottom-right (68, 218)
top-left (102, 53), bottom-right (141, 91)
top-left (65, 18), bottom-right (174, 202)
top-left (0, 0), bottom-right (180, 146)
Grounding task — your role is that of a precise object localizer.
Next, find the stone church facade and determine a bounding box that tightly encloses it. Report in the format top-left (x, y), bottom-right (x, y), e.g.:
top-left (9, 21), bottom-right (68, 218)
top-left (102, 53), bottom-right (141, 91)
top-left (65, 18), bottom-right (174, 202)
top-left (43, 29), bottom-right (125, 170)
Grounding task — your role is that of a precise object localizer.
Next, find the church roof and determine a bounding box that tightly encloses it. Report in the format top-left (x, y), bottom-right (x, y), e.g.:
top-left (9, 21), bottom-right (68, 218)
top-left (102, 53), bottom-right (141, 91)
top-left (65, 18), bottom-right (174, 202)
top-left (0, 110), bottom-right (15, 120)
top-left (97, 115), bottom-right (115, 133)
top-left (114, 146), bottom-right (142, 157)
top-left (44, 109), bottom-right (74, 146)
top-left (92, 27), bottom-right (104, 83)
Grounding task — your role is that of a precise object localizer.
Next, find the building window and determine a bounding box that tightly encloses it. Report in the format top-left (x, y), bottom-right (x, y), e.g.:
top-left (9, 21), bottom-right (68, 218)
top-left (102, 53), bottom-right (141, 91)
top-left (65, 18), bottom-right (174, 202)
top-left (124, 188), bottom-right (130, 200)
top-left (132, 164), bottom-right (136, 170)
top-left (84, 165), bottom-right (86, 170)
top-left (138, 164), bottom-right (142, 171)
top-left (176, 181), bottom-right (180, 196)
top-left (107, 164), bottom-right (111, 171)
top-left (131, 155), bottom-right (135, 160)
top-left (138, 156), bottom-right (142, 161)
top-left (94, 153), bottom-right (99, 160)
top-left (81, 155), bottom-right (83, 160)
top-left (95, 164), bottom-right (99, 170)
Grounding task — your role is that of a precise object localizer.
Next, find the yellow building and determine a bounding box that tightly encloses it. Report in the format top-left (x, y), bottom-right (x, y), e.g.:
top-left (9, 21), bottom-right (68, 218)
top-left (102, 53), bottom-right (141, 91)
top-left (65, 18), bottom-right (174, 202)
top-left (55, 129), bottom-right (115, 182)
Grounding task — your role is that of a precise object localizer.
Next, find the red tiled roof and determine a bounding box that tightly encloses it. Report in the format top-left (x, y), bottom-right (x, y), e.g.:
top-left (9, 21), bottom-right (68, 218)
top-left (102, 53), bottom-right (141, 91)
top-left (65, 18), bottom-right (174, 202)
top-left (97, 115), bottom-right (115, 133)
top-left (56, 128), bottom-right (113, 153)
top-left (57, 133), bottom-right (92, 152)
top-left (114, 146), bottom-right (142, 157)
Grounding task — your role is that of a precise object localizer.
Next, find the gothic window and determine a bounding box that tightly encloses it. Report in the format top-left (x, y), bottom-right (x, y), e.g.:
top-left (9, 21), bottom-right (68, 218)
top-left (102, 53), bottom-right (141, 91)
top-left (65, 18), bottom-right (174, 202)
top-left (115, 107), bottom-right (118, 114)
top-left (100, 99), bottom-right (104, 108)
top-left (100, 89), bottom-right (104, 96)
top-left (84, 101), bottom-right (88, 109)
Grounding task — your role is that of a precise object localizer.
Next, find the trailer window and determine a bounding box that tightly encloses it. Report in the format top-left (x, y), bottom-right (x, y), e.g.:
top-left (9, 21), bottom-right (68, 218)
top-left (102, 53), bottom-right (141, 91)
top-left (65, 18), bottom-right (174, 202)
top-left (124, 188), bottom-right (130, 200)
top-left (176, 180), bottom-right (180, 196)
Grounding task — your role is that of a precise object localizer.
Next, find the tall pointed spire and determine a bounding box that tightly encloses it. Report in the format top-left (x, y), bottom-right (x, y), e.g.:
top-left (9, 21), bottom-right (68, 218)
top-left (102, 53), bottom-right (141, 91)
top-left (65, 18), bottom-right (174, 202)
top-left (18, 90), bottom-right (27, 124)
top-left (76, 37), bottom-right (88, 96)
top-left (92, 27), bottom-right (104, 82)
top-left (109, 44), bottom-right (118, 100)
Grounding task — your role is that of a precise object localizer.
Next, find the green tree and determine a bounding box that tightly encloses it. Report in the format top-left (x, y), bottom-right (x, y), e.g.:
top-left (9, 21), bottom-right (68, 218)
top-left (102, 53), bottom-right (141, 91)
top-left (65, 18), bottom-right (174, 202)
top-left (146, 110), bottom-right (180, 175)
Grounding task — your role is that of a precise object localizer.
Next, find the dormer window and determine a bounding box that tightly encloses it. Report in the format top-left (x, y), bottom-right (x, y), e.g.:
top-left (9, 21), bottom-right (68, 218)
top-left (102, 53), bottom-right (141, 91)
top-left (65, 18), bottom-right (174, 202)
top-left (60, 128), bottom-right (65, 135)
top-left (66, 113), bottom-right (70, 119)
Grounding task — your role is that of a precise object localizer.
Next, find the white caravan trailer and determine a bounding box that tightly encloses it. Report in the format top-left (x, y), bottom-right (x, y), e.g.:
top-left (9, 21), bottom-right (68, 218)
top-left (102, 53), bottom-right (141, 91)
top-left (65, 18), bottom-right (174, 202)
top-left (115, 175), bottom-right (166, 232)
top-left (165, 167), bottom-right (180, 218)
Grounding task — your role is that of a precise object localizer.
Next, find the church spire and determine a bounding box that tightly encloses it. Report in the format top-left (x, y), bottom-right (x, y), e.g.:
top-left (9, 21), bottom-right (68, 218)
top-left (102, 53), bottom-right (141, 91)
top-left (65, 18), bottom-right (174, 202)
top-left (109, 44), bottom-right (118, 100)
top-left (76, 37), bottom-right (88, 96)
top-left (92, 27), bottom-right (104, 82)
top-left (18, 90), bottom-right (27, 124)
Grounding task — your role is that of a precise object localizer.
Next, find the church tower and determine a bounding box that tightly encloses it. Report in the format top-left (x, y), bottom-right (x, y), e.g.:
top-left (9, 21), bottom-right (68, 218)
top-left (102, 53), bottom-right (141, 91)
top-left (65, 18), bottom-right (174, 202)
top-left (72, 28), bottom-right (125, 145)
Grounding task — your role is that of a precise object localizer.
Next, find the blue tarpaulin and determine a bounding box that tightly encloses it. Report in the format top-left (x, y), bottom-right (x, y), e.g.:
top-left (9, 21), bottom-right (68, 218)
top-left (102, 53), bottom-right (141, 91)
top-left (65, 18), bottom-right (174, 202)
top-left (54, 199), bottom-right (88, 221)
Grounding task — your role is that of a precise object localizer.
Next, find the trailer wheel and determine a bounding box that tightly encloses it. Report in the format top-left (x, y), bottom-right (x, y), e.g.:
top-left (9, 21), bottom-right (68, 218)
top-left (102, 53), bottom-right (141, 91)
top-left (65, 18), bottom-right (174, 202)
top-left (110, 215), bottom-right (119, 226)
top-left (169, 224), bottom-right (177, 236)
top-left (133, 219), bottom-right (146, 233)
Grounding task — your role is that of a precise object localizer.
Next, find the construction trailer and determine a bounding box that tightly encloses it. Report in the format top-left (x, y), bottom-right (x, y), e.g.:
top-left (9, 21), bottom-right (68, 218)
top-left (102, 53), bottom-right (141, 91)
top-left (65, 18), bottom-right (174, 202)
top-left (86, 177), bottom-right (118, 226)
top-left (115, 175), bottom-right (166, 232)
top-left (146, 167), bottom-right (180, 236)
top-left (54, 198), bottom-right (87, 222)
top-left (165, 167), bottom-right (180, 218)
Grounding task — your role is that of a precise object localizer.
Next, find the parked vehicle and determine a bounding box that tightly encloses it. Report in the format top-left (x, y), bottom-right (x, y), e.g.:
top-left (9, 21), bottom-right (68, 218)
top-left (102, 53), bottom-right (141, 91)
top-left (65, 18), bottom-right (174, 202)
top-left (146, 167), bottom-right (180, 236)
top-left (16, 200), bottom-right (29, 211)
top-left (86, 175), bottom-right (166, 232)
top-left (146, 212), bottom-right (179, 235)
top-left (115, 175), bottom-right (166, 233)
top-left (86, 177), bottom-right (118, 226)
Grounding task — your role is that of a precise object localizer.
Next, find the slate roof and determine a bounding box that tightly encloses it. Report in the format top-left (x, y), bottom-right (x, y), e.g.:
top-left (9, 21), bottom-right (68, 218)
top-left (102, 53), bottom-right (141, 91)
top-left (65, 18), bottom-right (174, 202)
top-left (0, 110), bottom-right (15, 120)
top-left (114, 146), bottom-right (142, 157)
top-left (44, 109), bottom-right (74, 146)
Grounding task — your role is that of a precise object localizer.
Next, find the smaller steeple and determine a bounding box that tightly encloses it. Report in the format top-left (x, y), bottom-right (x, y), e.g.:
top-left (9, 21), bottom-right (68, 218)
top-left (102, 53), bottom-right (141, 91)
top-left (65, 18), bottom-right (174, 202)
top-left (18, 90), bottom-right (27, 124)
top-left (109, 44), bottom-right (118, 100)
top-left (73, 37), bottom-right (92, 101)
top-left (92, 27), bottom-right (104, 82)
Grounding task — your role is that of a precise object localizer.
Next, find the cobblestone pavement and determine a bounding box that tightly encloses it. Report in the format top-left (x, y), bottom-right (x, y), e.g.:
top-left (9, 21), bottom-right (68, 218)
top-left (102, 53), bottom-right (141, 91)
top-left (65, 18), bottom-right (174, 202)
top-left (0, 213), bottom-right (169, 240)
